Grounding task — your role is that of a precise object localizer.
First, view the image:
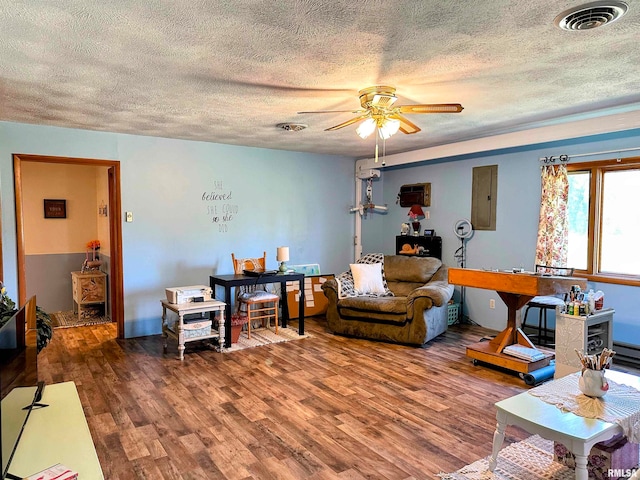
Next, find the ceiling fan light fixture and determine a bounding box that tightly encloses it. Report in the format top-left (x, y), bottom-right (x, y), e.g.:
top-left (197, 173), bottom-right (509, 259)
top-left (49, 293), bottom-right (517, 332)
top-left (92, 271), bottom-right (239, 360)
top-left (371, 93), bottom-right (397, 108)
top-left (378, 118), bottom-right (400, 139)
top-left (356, 118), bottom-right (377, 139)
top-left (301, 85), bottom-right (462, 139)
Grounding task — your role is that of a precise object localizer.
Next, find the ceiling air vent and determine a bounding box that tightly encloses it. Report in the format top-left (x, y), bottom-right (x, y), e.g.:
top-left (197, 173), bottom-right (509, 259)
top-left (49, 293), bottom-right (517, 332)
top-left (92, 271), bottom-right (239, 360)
top-left (555, 1), bottom-right (628, 30)
top-left (276, 123), bottom-right (307, 132)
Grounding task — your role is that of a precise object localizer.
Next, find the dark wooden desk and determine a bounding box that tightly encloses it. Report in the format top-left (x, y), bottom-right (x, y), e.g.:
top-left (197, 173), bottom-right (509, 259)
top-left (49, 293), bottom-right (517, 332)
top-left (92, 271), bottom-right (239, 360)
top-left (448, 268), bottom-right (587, 373)
top-left (209, 272), bottom-right (305, 348)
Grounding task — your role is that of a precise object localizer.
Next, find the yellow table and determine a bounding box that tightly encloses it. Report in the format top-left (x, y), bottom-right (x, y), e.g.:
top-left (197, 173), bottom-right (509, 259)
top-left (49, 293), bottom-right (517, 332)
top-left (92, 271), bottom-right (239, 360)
top-left (5, 381), bottom-right (103, 479)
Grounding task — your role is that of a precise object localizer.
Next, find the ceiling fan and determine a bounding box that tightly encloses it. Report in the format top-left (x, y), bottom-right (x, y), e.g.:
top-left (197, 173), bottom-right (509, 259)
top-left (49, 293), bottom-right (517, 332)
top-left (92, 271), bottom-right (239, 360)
top-left (298, 85), bottom-right (463, 138)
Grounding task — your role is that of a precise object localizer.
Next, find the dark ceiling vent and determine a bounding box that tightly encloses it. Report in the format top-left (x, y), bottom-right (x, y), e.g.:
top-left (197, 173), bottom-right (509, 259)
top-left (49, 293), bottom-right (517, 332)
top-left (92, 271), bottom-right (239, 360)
top-left (276, 123), bottom-right (308, 132)
top-left (555, 1), bottom-right (628, 30)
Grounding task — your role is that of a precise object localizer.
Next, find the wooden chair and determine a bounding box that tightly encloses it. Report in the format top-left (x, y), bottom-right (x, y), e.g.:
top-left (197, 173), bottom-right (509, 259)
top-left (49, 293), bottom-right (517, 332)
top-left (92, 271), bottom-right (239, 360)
top-left (231, 252), bottom-right (279, 339)
top-left (522, 265), bottom-right (574, 346)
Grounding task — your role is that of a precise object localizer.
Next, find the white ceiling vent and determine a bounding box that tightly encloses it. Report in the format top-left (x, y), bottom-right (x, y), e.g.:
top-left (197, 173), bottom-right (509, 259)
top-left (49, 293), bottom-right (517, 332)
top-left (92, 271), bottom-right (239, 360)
top-left (276, 123), bottom-right (308, 132)
top-left (555, 1), bottom-right (628, 30)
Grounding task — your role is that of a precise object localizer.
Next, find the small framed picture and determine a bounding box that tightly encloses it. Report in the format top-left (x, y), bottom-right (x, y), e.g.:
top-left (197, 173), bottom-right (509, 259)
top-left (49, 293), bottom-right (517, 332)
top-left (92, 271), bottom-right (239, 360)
top-left (423, 229), bottom-right (435, 237)
top-left (44, 199), bottom-right (67, 219)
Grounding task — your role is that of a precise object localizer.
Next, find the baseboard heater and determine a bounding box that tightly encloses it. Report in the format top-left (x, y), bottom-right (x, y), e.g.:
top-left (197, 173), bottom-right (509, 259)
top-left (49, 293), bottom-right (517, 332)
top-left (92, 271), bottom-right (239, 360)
top-left (612, 341), bottom-right (640, 368)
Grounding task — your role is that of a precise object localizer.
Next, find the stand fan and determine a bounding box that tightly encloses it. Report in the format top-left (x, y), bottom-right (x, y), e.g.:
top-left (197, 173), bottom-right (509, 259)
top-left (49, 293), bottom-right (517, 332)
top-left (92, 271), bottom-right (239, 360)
top-left (453, 219), bottom-right (473, 322)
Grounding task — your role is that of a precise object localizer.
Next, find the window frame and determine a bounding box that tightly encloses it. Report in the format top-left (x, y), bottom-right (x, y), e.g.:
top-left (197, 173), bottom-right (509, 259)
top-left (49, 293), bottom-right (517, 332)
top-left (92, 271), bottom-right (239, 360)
top-left (567, 156), bottom-right (640, 287)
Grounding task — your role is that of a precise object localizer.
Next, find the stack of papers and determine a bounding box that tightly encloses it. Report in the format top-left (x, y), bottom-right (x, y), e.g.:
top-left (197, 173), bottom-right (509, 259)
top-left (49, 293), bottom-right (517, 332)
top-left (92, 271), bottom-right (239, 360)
top-left (25, 464), bottom-right (78, 480)
top-left (503, 345), bottom-right (546, 362)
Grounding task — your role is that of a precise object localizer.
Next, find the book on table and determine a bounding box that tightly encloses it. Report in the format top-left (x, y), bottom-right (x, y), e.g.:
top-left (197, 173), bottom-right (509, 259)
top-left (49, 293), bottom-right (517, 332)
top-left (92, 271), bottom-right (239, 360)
top-left (503, 345), bottom-right (546, 362)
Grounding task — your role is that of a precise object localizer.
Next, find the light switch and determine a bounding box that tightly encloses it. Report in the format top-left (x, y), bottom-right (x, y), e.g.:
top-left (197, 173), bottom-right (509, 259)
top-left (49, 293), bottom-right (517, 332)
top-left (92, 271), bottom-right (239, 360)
top-left (125, 212), bottom-right (133, 222)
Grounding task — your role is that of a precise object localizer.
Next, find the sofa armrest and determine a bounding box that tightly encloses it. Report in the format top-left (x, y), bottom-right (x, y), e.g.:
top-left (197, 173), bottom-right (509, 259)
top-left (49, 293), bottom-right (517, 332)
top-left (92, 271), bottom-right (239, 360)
top-left (406, 282), bottom-right (454, 321)
top-left (405, 265), bottom-right (454, 320)
top-left (408, 282), bottom-right (454, 307)
top-left (321, 278), bottom-right (339, 296)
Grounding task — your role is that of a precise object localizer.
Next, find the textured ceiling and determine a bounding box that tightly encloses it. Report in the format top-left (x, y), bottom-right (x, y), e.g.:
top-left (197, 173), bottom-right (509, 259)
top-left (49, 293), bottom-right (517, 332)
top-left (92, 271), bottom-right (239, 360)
top-left (1, 0), bottom-right (639, 159)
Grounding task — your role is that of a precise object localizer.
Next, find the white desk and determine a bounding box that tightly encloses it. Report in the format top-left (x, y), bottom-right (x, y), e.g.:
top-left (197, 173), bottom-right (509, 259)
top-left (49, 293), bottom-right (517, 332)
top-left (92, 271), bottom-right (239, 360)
top-left (4, 381), bottom-right (103, 479)
top-left (488, 370), bottom-right (640, 480)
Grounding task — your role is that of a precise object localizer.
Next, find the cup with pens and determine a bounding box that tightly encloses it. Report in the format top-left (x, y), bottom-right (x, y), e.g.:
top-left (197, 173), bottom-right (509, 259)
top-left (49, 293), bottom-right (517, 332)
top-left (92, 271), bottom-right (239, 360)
top-left (575, 348), bottom-right (615, 397)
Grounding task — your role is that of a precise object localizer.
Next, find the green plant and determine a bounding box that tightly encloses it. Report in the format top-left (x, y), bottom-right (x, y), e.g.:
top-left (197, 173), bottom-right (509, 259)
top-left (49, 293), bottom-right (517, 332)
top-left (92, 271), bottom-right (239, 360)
top-left (0, 284), bottom-right (16, 325)
top-left (36, 306), bottom-right (53, 352)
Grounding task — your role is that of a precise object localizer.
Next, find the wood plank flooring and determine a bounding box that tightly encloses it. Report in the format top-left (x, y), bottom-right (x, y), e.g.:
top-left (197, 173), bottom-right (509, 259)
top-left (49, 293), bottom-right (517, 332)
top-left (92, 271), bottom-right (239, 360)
top-left (37, 318), bottom-right (570, 479)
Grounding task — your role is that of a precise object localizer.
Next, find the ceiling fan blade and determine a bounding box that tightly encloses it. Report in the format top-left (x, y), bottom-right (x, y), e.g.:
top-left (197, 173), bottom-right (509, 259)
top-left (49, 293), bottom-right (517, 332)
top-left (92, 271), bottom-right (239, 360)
top-left (389, 114), bottom-right (421, 134)
top-left (325, 115), bottom-right (369, 131)
top-left (398, 104), bottom-right (464, 114)
top-left (298, 109), bottom-right (366, 114)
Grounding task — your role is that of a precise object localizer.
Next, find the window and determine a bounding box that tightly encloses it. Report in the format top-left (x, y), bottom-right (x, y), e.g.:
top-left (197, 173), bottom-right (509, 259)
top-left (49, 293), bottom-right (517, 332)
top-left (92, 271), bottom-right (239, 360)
top-left (567, 157), bottom-right (640, 285)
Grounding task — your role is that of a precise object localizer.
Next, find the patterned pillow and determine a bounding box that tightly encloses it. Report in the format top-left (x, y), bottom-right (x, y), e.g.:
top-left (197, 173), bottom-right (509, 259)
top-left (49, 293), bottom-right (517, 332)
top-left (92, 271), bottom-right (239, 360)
top-left (335, 253), bottom-right (393, 299)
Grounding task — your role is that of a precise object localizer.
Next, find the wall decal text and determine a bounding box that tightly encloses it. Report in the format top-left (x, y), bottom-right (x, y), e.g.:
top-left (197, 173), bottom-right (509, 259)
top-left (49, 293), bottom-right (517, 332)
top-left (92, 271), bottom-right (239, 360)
top-left (202, 181), bottom-right (237, 232)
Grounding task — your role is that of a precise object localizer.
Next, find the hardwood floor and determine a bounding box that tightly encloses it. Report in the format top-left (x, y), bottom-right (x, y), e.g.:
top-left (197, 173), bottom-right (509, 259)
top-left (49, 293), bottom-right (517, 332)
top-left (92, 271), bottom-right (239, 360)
top-left (38, 319), bottom-right (555, 479)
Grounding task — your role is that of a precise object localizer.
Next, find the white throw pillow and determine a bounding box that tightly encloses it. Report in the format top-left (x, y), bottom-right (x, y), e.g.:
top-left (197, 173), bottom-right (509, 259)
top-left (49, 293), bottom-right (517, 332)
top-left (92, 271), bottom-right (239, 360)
top-left (350, 263), bottom-right (385, 295)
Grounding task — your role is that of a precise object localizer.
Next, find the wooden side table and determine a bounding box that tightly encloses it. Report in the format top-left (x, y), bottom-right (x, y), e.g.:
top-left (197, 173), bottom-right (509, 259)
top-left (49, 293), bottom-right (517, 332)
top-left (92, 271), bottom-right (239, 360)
top-left (71, 271), bottom-right (107, 321)
top-left (160, 299), bottom-right (226, 360)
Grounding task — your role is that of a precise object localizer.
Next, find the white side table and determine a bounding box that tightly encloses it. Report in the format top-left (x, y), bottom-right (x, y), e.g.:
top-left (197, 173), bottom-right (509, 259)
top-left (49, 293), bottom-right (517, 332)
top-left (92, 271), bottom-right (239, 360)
top-left (160, 299), bottom-right (226, 360)
top-left (555, 308), bottom-right (614, 379)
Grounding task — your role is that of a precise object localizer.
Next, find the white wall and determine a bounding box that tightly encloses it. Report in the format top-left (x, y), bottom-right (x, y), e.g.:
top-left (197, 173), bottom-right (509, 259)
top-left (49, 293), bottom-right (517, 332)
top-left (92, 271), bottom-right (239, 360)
top-left (0, 122), bottom-right (355, 337)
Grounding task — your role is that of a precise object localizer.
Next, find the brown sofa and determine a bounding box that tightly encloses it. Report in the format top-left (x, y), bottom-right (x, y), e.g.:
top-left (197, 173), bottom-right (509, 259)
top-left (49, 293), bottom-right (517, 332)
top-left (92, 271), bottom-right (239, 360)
top-left (321, 255), bottom-right (454, 346)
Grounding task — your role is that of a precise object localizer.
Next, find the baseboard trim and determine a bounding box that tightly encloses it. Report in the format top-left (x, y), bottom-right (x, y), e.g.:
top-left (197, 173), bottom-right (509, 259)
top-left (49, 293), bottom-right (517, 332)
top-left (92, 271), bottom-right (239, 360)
top-left (613, 340), bottom-right (640, 368)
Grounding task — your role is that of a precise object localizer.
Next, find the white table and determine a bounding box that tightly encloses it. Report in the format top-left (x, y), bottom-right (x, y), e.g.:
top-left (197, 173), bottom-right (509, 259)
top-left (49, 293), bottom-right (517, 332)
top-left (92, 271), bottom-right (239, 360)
top-left (488, 370), bottom-right (640, 480)
top-left (161, 299), bottom-right (226, 360)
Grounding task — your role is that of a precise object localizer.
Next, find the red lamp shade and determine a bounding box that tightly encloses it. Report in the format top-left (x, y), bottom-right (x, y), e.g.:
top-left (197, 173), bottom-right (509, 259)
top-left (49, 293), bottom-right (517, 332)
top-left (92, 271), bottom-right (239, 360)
top-left (408, 204), bottom-right (425, 219)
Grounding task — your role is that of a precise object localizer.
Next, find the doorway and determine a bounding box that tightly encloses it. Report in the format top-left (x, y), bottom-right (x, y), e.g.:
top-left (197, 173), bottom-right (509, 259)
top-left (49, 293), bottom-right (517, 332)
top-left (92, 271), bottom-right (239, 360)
top-left (13, 154), bottom-right (124, 338)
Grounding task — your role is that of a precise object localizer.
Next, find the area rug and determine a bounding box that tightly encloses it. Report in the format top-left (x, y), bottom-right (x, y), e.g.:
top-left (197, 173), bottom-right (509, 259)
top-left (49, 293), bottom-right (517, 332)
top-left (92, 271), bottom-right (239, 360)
top-left (223, 326), bottom-right (310, 353)
top-left (51, 310), bottom-right (112, 328)
top-left (438, 435), bottom-right (575, 480)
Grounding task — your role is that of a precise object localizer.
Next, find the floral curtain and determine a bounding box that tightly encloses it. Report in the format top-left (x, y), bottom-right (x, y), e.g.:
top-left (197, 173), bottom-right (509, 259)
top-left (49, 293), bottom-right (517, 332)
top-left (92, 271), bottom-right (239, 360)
top-left (535, 164), bottom-right (569, 268)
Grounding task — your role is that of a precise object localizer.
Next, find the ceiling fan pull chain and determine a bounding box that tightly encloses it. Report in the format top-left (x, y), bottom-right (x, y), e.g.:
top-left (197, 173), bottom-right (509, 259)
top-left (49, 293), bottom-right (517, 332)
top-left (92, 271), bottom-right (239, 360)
top-left (375, 134), bottom-right (379, 163)
top-left (382, 135), bottom-right (387, 165)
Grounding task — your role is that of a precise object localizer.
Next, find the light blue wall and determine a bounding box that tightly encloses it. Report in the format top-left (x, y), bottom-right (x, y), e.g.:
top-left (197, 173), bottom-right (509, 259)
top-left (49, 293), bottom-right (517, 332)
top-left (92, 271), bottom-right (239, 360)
top-left (0, 122), bottom-right (355, 338)
top-left (3, 120), bottom-right (638, 344)
top-left (362, 129), bottom-right (640, 346)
